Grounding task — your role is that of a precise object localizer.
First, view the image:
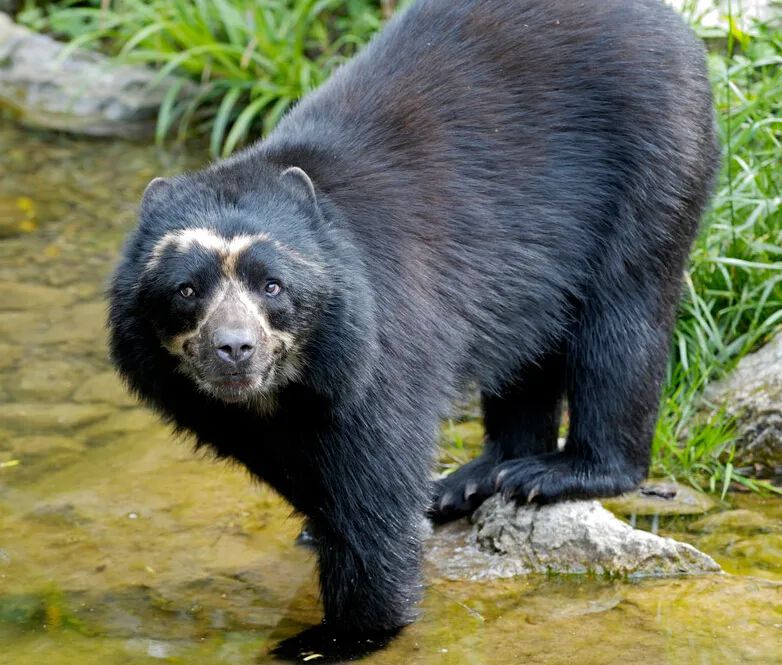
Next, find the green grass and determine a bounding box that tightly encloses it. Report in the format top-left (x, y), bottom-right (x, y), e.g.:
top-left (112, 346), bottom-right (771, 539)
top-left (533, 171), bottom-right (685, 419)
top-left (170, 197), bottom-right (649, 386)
top-left (652, 19), bottom-right (782, 494)
top-left (20, 1), bottom-right (782, 493)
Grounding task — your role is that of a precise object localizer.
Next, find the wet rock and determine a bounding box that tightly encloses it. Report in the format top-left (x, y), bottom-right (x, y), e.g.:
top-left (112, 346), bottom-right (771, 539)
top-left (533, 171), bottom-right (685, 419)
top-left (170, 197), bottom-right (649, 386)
top-left (705, 333), bottom-right (782, 474)
top-left (601, 480), bottom-right (715, 516)
top-left (426, 496), bottom-right (720, 581)
top-left (688, 509), bottom-right (780, 536)
top-left (73, 371), bottom-right (137, 408)
top-left (0, 14), bottom-right (192, 138)
top-left (0, 402), bottom-right (112, 430)
top-left (0, 279), bottom-right (77, 310)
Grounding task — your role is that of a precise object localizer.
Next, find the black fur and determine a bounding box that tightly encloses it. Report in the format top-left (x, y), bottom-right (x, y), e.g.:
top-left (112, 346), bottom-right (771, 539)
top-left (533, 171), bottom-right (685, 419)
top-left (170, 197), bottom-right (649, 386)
top-left (108, 0), bottom-right (719, 651)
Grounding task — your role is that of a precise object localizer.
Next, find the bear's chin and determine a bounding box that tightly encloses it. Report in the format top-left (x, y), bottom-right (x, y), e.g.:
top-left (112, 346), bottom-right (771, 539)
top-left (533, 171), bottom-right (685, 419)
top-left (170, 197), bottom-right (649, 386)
top-left (190, 371), bottom-right (274, 406)
top-left (210, 381), bottom-right (257, 404)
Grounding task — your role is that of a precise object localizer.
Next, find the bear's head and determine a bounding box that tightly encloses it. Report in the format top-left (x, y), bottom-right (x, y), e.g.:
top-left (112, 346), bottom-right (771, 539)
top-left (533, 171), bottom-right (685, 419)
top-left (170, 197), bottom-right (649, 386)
top-left (109, 165), bottom-right (336, 408)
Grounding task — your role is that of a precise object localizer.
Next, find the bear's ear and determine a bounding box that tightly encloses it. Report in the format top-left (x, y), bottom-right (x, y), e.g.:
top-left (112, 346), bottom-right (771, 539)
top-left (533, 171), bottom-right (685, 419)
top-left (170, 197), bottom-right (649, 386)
top-left (141, 177), bottom-right (170, 205)
top-left (280, 167), bottom-right (318, 207)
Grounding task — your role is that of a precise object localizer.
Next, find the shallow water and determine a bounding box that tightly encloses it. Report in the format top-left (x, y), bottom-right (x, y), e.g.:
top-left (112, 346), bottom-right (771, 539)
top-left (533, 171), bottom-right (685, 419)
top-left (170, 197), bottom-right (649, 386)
top-left (1, 123), bottom-right (781, 664)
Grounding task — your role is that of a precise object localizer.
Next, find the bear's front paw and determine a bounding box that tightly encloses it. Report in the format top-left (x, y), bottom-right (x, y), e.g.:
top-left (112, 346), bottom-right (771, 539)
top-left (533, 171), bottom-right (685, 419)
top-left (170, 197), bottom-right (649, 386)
top-left (491, 454), bottom-right (564, 504)
top-left (428, 454), bottom-right (497, 523)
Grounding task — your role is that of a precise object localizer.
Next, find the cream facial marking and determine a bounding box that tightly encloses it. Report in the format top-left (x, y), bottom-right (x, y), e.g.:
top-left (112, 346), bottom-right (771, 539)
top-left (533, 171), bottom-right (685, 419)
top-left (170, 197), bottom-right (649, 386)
top-left (147, 227), bottom-right (325, 277)
top-left (147, 228), bottom-right (271, 276)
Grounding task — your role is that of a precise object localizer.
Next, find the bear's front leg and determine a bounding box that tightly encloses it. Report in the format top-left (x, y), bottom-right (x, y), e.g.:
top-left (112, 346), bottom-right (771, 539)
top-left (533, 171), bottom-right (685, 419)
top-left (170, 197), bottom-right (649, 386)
top-left (315, 509), bottom-right (422, 632)
top-left (318, 414), bottom-right (434, 634)
top-left (275, 399), bottom-right (438, 662)
top-left (273, 411), bottom-right (434, 661)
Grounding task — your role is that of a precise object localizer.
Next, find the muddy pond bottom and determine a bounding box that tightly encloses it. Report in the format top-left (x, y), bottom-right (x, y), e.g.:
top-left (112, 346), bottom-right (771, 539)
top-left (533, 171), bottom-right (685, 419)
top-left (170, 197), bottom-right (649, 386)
top-left (1, 123), bottom-right (781, 664)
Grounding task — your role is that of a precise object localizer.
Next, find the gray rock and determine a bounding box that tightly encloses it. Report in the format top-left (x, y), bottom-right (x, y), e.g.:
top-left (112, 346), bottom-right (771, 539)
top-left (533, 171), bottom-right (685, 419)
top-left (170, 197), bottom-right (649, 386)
top-left (705, 333), bottom-right (782, 473)
top-left (0, 14), bottom-right (191, 138)
top-left (426, 496), bottom-right (720, 581)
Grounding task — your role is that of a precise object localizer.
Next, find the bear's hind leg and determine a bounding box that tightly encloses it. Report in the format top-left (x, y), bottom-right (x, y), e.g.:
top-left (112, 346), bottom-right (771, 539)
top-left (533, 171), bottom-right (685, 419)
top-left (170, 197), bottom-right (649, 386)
top-left (429, 351), bottom-right (565, 523)
top-left (491, 287), bottom-right (670, 504)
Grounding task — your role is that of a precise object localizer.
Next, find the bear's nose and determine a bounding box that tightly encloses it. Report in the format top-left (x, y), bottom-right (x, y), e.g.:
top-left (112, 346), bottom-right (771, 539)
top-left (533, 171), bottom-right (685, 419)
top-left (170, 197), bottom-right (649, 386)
top-left (213, 329), bottom-right (256, 365)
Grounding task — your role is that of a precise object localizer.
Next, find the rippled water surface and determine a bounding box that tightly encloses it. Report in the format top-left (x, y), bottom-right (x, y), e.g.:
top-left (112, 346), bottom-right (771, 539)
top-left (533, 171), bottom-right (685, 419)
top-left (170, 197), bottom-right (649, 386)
top-left (1, 123), bottom-right (781, 664)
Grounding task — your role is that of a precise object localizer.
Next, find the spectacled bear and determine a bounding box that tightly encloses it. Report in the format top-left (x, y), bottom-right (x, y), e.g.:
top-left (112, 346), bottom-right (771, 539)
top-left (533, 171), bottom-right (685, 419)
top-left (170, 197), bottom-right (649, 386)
top-left (108, 0), bottom-right (719, 658)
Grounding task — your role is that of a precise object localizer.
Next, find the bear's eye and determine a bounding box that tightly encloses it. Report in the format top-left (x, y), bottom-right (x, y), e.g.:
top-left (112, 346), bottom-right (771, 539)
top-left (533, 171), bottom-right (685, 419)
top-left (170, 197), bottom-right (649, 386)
top-left (264, 280), bottom-right (282, 297)
top-left (178, 284), bottom-right (196, 299)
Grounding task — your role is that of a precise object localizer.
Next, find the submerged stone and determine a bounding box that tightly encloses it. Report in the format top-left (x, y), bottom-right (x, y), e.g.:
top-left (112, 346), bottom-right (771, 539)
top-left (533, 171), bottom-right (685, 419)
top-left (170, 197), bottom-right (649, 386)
top-left (688, 509), bottom-right (781, 535)
top-left (0, 343), bottom-right (21, 370)
top-left (9, 359), bottom-right (89, 402)
top-left (0, 402), bottom-right (112, 430)
top-left (426, 496), bottom-right (721, 581)
top-left (27, 502), bottom-right (90, 527)
top-left (0, 302), bottom-right (105, 348)
top-left (725, 534), bottom-right (782, 570)
top-left (0, 279), bottom-right (77, 310)
top-left (72, 371), bottom-right (137, 407)
top-left (601, 480), bottom-right (716, 516)
top-left (31, 302), bottom-right (106, 345)
top-left (9, 434), bottom-right (84, 455)
top-left (0, 311), bottom-right (42, 342)
top-left (79, 408), bottom-right (158, 440)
